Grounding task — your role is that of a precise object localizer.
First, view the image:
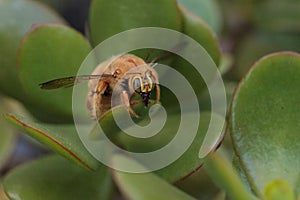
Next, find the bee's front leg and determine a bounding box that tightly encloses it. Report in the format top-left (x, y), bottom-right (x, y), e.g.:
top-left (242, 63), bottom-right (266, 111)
top-left (120, 91), bottom-right (140, 118)
top-left (155, 84), bottom-right (160, 104)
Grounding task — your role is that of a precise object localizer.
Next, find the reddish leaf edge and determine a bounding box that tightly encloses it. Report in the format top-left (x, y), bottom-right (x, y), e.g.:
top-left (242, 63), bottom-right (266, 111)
top-left (4, 113), bottom-right (95, 171)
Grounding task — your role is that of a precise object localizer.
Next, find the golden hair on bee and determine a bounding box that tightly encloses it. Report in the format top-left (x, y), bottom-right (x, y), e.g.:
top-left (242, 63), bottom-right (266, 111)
top-left (87, 54), bottom-right (160, 119)
top-left (40, 53), bottom-right (160, 120)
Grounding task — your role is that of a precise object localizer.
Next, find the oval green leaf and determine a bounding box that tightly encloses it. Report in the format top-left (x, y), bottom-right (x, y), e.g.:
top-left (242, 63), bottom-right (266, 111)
top-left (5, 114), bottom-right (101, 170)
top-left (112, 154), bottom-right (196, 200)
top-left (0, 0), bottom-right (65, 100)
top-left (230, 52), bottom-right (300, 198)
top-left (176, 5), bottom-right (221, 66)
top-left (155, 112), bottom-right (225, 182)
top-left (169, 6), bottom-right (221, 101)
top-left (3, 155), bottom-right (113, 200)
top-left (18, 24), bottom-right (92, 123)
top-left (89, 0), bottom-right (182, 46)
top-left (95, 107), bottom-right (225, 182)
top-left (177, 0), bottom-right (222, 34)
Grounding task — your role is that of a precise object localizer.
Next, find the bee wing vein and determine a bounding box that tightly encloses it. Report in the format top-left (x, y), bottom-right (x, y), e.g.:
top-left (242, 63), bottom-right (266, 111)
top-left (39, 74), bottom-right (112, 89)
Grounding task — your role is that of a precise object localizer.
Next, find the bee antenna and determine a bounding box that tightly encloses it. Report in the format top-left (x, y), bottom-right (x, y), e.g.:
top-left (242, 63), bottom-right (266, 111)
top-left (149, 63), bottom-right (158, 68)
top-left (149, 40), bottom-right (188, 65)
top-left (144, 49), bottom-right (155, 62)
top-left (149, 52), bottom-right (171, 65)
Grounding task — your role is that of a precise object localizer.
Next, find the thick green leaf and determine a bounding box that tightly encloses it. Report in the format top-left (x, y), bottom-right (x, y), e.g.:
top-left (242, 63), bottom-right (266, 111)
top-left (155, 112), bottom-right (224, 182)
top-left (177, 5), bottom-right (221, 66)
top-left (89, 0), bottom-right (182, 46)
top-left (0, 0), bottom-right (65, 100)
top-left (168, 6), bottom-right (221, 103)
top-left (18, 24), bottom-right (92, 123)
top-left (234, 31), bottom-right (300, 80)
top-left (204, 152), bottom-right (256, 200)
top-left (230, 52), bottom-right (300, 198)
top-left (0, 123), bottom-right (15, 169)
top-left (5, 94), bottom-right (223, 183)
top-left (3, 155), bottom-right (113, 200)
top-left (232, 155), bottom-right (253, 194)
top-left (4, 114), bottom-right (101, 170)
top-left (112, 154), bottom-right (196, 200)
top-left (94, 103), bottom-right (173, 150)
top-left (175, 167), bottom-right (221, 200)
top-left (177, 0), bottom-right (222, 33)
top-left (93, 108), bottom-right (224, 182)
top-left (0, 98), bottom-right (17, 169)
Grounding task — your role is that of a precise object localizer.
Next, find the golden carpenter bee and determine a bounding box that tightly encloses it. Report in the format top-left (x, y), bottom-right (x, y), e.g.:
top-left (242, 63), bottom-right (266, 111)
top-left (39, 54), bottom-right (160, 119)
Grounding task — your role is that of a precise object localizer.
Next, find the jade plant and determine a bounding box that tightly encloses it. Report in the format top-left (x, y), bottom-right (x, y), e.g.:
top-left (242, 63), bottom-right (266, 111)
top-left (0, 0), bottom-right (299, 199)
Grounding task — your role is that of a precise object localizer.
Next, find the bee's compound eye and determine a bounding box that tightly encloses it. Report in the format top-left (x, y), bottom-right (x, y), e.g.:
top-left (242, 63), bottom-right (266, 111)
top-left (149, 75), bottom-right (155, 85)
top-left (146, 74), bottom-right (155, 91)
top-left (133, 77), bottom-right (142, 93)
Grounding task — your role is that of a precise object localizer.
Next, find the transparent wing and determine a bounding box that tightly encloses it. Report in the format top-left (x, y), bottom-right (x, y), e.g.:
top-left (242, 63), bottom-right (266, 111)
top-left (39, 74), bottom-right (113, 89)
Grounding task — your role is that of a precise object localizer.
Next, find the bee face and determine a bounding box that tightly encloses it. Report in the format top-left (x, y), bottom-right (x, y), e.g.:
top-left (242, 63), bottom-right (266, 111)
top-left (132, 71), bottom-right (155, 93)
top-left (131, 70), bottom-right (156, 107)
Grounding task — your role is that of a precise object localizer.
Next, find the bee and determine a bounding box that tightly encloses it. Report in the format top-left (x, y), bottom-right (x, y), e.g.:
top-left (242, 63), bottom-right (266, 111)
top-left (39, 54), bottom-right (160, 119)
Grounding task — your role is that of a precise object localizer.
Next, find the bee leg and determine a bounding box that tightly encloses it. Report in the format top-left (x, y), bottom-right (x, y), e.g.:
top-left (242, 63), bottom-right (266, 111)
top-left (94, 82), bottom-right (109, 120)
top-left (151, 71), bottom-right (160, 104)
top-left (130, 100), bottom-right (143, 106)
top-left (121, 91), bottom-right (140, 118)
top-left (155, 84), bottom-right (160, 104)
top-left (128, 93), bottom-right (143, 105)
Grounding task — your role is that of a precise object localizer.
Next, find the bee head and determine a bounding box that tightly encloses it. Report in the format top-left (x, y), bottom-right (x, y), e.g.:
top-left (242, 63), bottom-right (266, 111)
top-left (132, 71), bottom-right (155, 107)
